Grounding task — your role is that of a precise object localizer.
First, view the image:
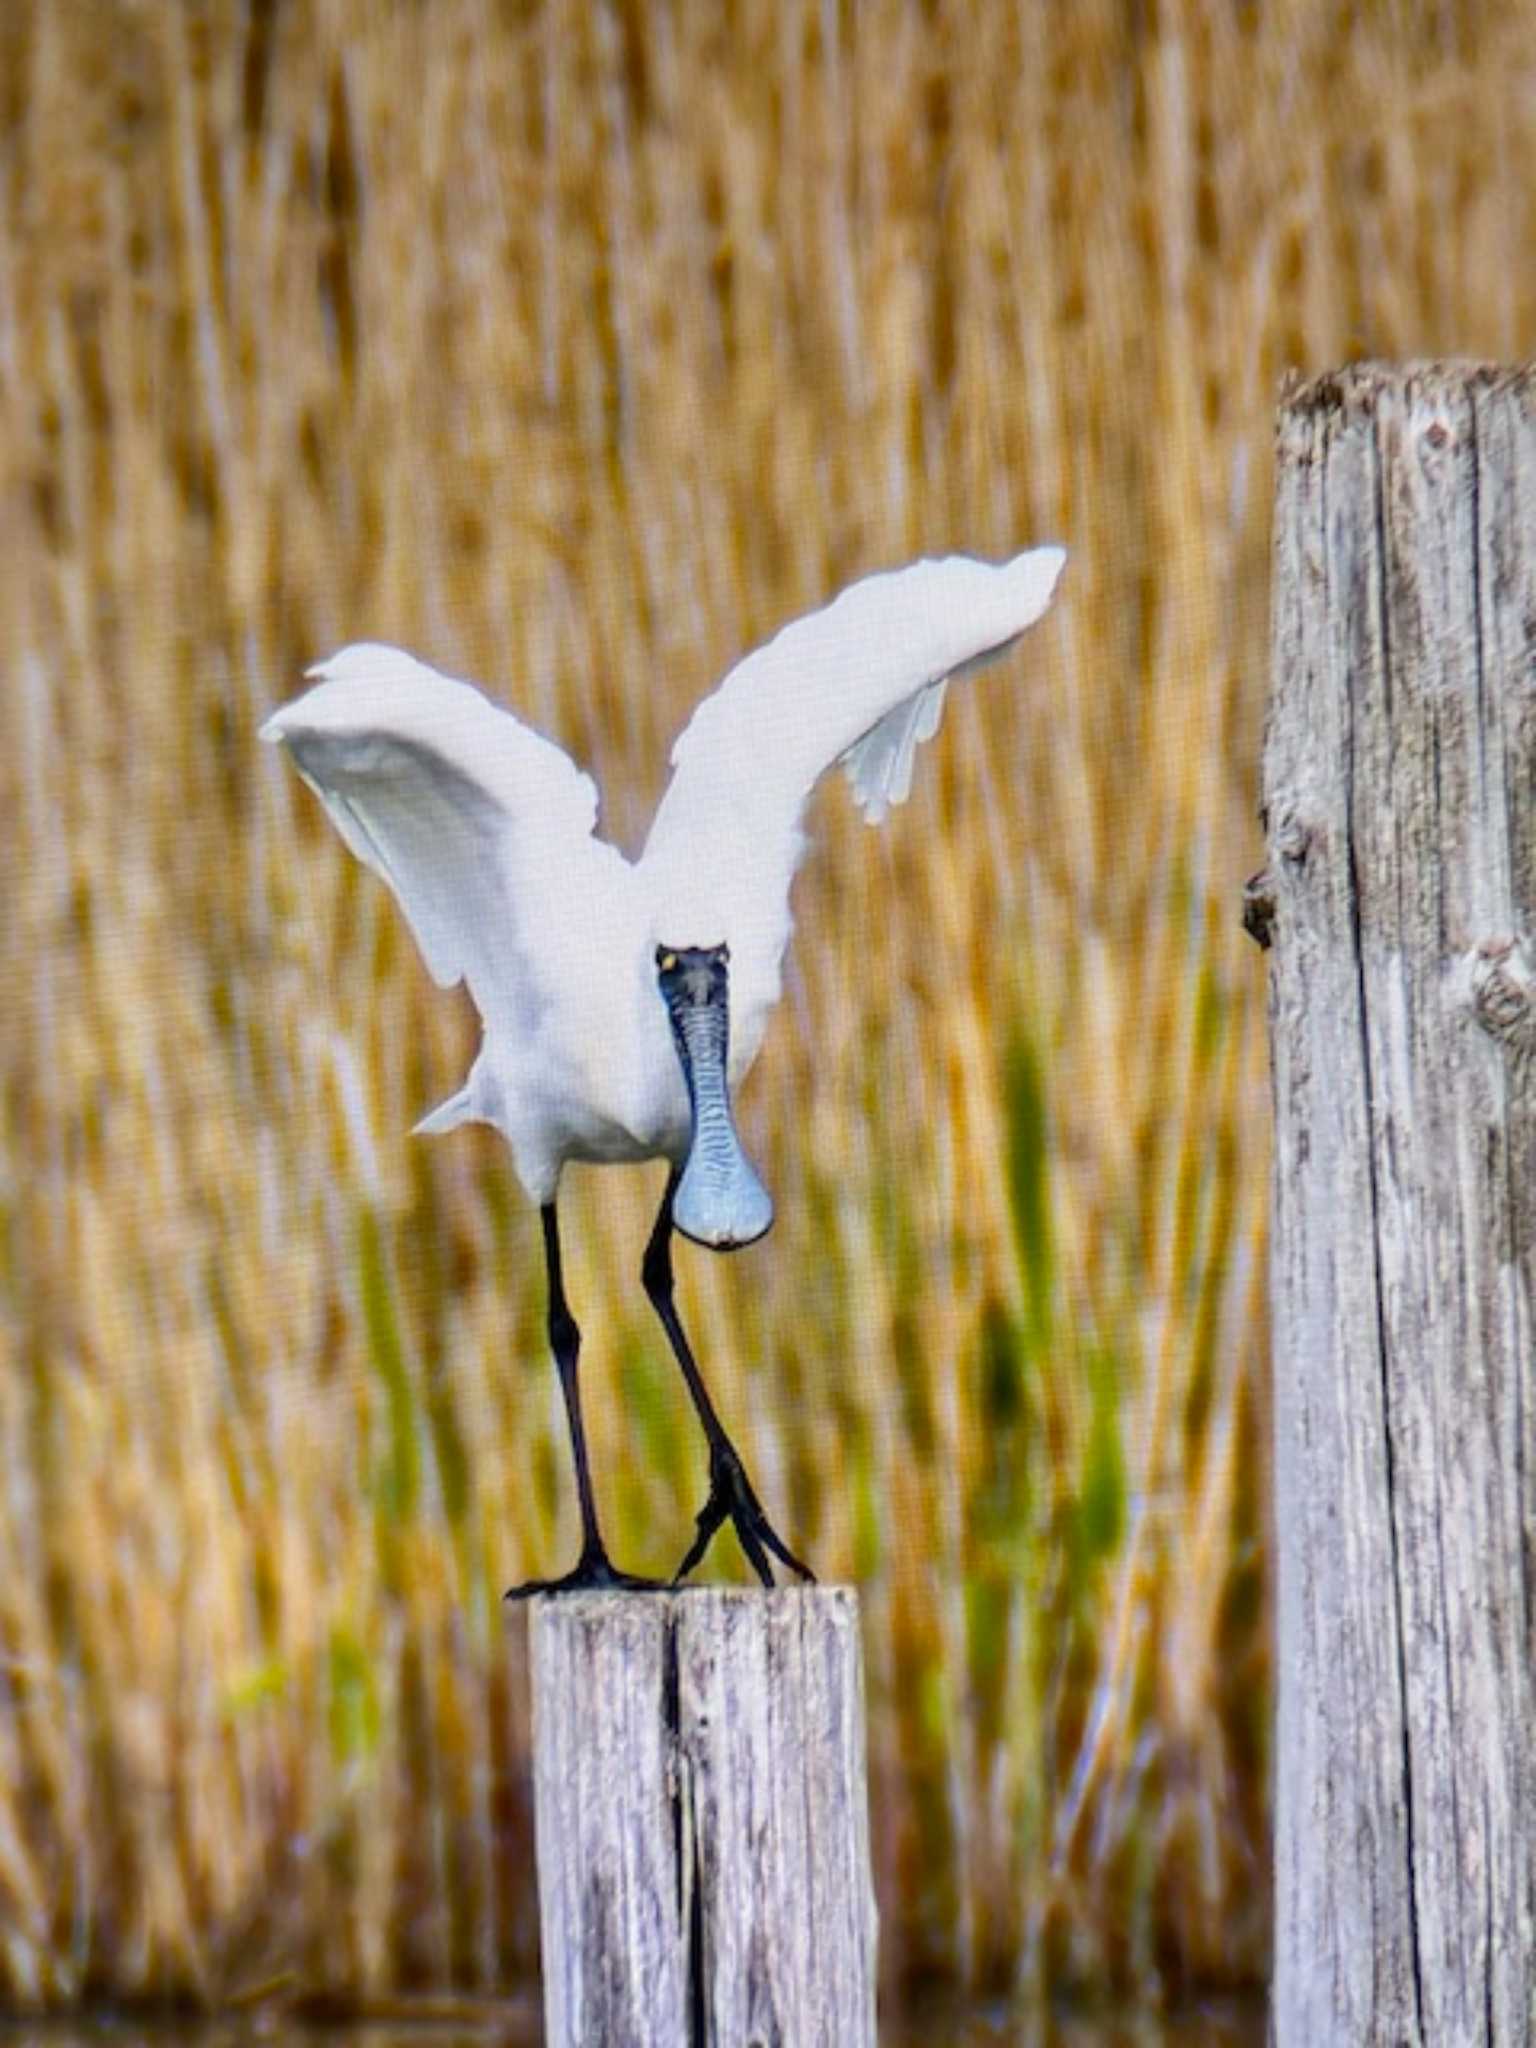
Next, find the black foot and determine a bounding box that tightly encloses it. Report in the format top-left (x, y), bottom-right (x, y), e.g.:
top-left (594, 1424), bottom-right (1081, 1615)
top-left (504, 1546), bottom-right (666, 1600)
top-left (674, 1444), bottom-right (815, 1588)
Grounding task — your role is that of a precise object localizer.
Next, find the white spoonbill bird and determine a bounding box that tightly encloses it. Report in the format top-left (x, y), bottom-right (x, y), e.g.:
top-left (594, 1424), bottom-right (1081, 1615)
top-left (262, 547), bottom-right (1066, 1594)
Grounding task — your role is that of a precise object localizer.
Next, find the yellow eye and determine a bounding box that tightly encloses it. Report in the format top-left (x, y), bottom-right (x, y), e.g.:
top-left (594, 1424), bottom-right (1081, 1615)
top-left (657, 950), bottom-right (678, 973)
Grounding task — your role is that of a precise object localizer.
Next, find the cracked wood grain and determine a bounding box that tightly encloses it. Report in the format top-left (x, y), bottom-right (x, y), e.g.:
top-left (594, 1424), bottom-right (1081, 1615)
top-left (1265, 361), bottom-right (1536, 2046)
top-left (528, 1587), bottom-right (877, 2047)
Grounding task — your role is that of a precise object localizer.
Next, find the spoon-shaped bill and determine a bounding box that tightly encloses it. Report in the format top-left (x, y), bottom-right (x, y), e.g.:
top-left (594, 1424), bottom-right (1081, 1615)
top-left (658, 948), bottom-right (774, 1250)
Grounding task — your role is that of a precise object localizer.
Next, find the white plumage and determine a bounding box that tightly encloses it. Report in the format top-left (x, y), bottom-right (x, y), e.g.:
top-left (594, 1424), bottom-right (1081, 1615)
top-left (262, 546), bottom-right (1065, 1591)
top-left (263, 547), bottom-right (1064, 1197)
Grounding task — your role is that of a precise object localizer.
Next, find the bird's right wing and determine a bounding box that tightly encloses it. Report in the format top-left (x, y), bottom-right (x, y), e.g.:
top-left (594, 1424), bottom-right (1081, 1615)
top-left (261, 643), bottom-right (606, 1022)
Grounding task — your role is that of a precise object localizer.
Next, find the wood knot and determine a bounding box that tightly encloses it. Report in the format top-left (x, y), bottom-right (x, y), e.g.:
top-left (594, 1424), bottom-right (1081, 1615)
top-left (1466, 937), bottom-right (1536, 1054)
top-left (1274, 816), bottom-right (1311, 866)
top-left (1243, 870), bottom-right (1277, 951)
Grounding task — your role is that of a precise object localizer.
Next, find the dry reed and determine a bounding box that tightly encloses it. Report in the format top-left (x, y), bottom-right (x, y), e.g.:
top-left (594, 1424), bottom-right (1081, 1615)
top-left (1, 0), bottom-right (1531, 2016)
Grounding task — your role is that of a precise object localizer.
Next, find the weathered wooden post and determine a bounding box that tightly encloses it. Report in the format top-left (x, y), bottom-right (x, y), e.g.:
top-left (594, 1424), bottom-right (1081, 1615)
top-left (528, 1586), bottom-right (877, 2047)
top-left (1259, 362), bottom-right (1536, 2044)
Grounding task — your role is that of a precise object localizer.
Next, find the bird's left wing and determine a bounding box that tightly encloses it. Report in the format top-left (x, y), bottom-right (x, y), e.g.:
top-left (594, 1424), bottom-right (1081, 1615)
top-left (642, 549), bottom-right (1065, 940)
top-left (261, 643), bottom-right (604, 1015)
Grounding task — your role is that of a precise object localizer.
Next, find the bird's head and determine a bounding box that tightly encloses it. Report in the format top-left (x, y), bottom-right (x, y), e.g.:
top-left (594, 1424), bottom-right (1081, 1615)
top-left (654, 940), bottom-right (774, 1251)
top-left (655, 941), bottom-right (729, 1013)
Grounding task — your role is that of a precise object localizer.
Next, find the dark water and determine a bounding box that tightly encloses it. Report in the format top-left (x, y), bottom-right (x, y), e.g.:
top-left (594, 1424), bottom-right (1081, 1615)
top-left (0, 1997), bottom-right (1268, 2047)
top-left (886, 1994), bottom-right (1266, 2044)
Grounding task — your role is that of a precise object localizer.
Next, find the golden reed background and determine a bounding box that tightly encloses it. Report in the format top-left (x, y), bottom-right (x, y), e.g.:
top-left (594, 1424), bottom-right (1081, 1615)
top-left (1, 0), bottom-right (1530, 2018)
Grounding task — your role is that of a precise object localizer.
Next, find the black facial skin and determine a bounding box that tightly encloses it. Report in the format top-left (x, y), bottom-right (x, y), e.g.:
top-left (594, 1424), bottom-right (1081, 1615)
top-left (655, 942), bottom-right (729, 1005)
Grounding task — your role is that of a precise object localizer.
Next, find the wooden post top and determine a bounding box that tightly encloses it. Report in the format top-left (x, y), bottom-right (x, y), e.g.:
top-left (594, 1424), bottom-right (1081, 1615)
top-left (527, 1583), bottom-right (878, 2048)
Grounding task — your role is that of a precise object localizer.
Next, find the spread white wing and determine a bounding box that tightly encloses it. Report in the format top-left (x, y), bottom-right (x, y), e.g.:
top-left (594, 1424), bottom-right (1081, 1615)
top-left (640, 548), bottom-right (1066, 969)
top-left (262, 644), bottom-right (618, 1120)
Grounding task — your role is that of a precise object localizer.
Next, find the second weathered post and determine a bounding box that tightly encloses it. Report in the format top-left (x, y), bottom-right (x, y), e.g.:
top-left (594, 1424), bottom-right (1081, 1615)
top-left (529, 1586), bottom-right (877, 2048)
top-left (1261, 361), bottom-right (1536, 2045)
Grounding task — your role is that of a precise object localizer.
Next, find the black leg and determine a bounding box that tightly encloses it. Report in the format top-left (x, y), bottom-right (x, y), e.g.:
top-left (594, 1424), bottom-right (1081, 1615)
top-left (643, 1170), bottom-right (814, 1587)
top-left (505, 1203), bottom-right (663, 1599)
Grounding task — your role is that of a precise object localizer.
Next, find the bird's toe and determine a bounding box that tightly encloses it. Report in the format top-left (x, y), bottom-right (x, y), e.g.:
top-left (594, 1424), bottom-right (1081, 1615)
top-left (673, 1448), bottom-right (815, 1587)
top-left (505, 1548), bottom-right (666, 1599)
